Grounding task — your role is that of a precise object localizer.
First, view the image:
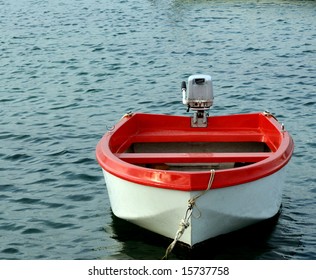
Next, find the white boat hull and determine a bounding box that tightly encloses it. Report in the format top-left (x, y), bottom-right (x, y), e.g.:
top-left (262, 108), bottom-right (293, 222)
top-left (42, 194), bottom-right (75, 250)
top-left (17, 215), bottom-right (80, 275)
top-left (102, 167), bottom-right (285, 247)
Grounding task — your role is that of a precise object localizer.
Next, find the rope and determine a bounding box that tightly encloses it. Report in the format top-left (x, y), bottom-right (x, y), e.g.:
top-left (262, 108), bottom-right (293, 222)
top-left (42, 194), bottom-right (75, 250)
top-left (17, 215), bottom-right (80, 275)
top-left (162, 169), bottom-right (215, 259)
top-left (162, 206), bottom-right (193, 260)
top-left (189, 168), bottom-right (215, 208)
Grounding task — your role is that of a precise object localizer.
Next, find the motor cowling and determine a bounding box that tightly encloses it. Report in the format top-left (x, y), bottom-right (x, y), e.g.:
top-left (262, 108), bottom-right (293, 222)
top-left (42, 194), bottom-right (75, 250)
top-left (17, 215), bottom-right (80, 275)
top-left (182, 74), bottom-right (214, 127)
top-left (182, 74), bottom-right (213, 111)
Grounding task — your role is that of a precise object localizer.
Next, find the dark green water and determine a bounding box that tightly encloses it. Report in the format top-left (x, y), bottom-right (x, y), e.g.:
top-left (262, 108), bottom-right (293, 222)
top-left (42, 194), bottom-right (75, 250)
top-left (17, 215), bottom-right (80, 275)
top-left (0, 0), bottom-right (315, 259)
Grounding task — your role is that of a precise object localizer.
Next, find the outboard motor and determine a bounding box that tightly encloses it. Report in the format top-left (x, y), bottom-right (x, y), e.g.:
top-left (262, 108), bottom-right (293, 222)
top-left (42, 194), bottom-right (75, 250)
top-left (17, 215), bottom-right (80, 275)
top-left (182, 74), bottom-right (214, 127)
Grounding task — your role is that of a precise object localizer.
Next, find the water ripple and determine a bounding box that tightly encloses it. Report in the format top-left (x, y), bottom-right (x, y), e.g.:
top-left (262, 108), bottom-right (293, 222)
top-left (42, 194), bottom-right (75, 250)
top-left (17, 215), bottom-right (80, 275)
top-left (1, 0), bottom-right (315, 260)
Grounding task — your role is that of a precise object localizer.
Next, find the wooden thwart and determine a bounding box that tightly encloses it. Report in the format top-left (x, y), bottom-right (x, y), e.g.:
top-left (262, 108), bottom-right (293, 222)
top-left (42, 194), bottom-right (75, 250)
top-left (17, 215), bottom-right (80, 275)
top-left (116, 152), bottom-right (270, 164)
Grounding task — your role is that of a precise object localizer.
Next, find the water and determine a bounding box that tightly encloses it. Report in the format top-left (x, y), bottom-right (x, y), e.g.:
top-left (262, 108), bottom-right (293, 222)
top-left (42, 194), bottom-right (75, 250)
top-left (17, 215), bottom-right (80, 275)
top-left (0, 0), bottom-right (315, 260)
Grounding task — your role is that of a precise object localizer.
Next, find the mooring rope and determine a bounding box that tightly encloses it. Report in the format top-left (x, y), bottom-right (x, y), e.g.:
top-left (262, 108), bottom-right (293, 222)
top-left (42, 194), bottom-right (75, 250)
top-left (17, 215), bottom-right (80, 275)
top-left (162, 169), bottom-right (215, 259)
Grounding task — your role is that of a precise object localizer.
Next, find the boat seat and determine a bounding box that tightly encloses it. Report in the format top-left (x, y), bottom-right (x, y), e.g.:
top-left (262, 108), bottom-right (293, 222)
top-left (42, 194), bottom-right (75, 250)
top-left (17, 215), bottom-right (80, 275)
top-left (115, 152), bottom-right (271, 164)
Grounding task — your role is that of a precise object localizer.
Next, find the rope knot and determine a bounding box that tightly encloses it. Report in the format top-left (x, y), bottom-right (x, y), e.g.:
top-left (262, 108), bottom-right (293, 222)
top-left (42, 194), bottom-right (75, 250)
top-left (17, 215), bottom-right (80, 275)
top-left (179, 218), bottom-right (190, 230)
top-left (188, 198), bottom-right (195, 209)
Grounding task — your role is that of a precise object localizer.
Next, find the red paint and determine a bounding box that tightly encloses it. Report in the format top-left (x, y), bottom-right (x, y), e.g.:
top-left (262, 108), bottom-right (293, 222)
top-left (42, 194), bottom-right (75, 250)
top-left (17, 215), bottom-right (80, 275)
top-left (96, 113), bottom-right (294, 191)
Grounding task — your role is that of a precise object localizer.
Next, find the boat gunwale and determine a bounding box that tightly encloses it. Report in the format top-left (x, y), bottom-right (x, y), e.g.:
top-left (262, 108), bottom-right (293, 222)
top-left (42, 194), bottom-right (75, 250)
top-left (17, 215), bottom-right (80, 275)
top-left (96, 112), bottom-right (294, 191)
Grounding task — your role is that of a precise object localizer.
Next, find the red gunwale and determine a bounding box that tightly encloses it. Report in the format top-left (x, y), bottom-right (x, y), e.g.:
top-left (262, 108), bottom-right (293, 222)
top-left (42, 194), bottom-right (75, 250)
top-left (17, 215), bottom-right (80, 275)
top-left (96, 112), bottom-right (294, 191)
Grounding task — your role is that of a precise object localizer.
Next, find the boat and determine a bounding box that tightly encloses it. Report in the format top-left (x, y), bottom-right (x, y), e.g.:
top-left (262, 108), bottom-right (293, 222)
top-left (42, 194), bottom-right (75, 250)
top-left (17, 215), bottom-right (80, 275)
top-left (96, 74), bottom-right (294, 248)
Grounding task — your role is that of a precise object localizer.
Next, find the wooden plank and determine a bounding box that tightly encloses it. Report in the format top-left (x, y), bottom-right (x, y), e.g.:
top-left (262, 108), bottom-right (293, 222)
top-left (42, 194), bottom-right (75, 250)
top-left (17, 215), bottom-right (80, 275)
top-left (116, 152), bottom-right (271, 164)
top-left (132, 132), bottom-right (264, 143)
